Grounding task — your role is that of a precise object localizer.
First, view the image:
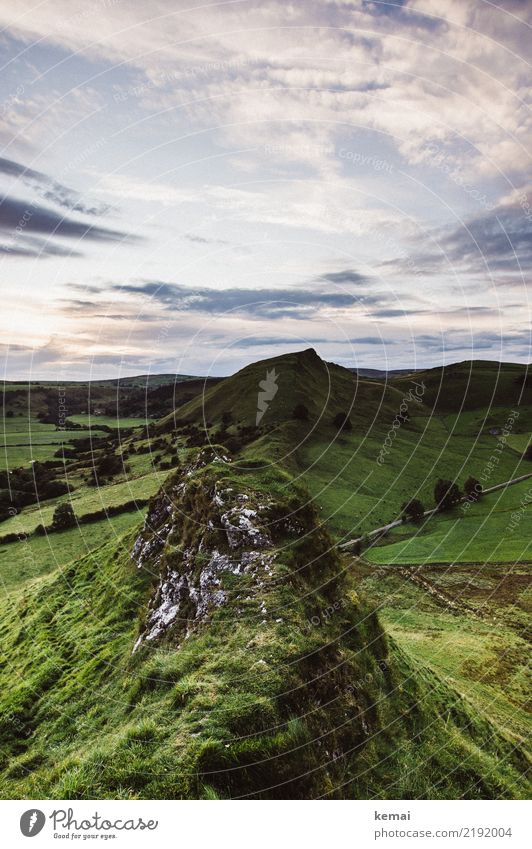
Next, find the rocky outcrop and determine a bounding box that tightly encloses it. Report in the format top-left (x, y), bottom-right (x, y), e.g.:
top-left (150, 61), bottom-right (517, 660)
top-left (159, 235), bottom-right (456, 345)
top-left (131, 451), bottom-right (284, 651)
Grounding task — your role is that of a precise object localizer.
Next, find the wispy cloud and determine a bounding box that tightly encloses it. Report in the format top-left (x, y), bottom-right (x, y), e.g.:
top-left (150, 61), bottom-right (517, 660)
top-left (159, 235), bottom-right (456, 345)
top-left (381, 189), bottom-right (532, 279)
top-left (0, 236), bottom-right (82, 258)
top-left (316, 269), bottom-right (369, 286)
top-left (0, 196), bottom-right (142, 255)
top-left (0, 156), bottom-right (110, 216)
top-left (0, 0), bottom-right (530, 375)
top-left (113, 280), bottom-right (357, 319)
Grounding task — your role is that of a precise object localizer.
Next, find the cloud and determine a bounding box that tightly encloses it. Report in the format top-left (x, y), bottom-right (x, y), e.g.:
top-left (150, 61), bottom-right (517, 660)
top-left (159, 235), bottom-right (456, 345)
top-left (96, 173), bottom-right (193, 206)
top-left (381, 189), bottom-right (532, 279)
top-left (370, 308), bottom-right (427, 318)
top-left (0, 1), bottom-right (530, 375)
top-left (0, 196), bottom-right (141, 249)
top-left (415, 329), bottom-right (531, 356)
top-left (183, 232), bottom-right (229, 246)
top-left (0, 236), bottom-right (81, 258)
top-left (184, 183), bottom-right (403, 236)
top-left (350, 335), bottom-right (395, 345)
top-left (113, 280), bottom-right (357, 319)
top-left (441, 201), bottom-right (532, 274)
top-left (316, 269), bottom-right (369, 286)
top-left (0, 0), bottom-right (529, 185)
top-left (231, 335), bottom-right (333, 348)
top-left (370, 305), bottom-right (500, 319)
top-left (0, 156), bottom-right (110, 216)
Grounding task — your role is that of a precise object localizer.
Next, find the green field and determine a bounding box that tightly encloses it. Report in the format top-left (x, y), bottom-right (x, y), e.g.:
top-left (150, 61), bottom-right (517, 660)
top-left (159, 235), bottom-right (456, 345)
top-left (68, 414), bottom-right (147, 429)
top-left (506, 432), bottom-right (531, 454)
top-left (0, 511), bottom-right (143, 589)
top-left (302, 426), bottom-right (528, 539)
top-left (0, 419), bottom-right (102, 471)
top-left (0, 454), bottom-right (528, 800)
top-left (0, 471), bottom-right (162, 535)
top-left (367, 477), bottom-right (532, 565)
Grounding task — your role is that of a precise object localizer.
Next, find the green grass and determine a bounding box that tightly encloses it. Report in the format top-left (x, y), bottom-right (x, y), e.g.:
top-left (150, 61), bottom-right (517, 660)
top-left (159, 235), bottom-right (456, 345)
top-left (68, 414), bottom-right (147, 429)
top-left (171, 350), bottom-right (530, 543)
top-left (300, 418), bottom-right (529, 539)
top-left (0, 461), bottom-right (527, 800)
top-left (0, 416), bottom-right (109, 472)
top-left (0, 350), bottom-right (530, 799)
top-left (393, 360), bottom-right (529, 414)
top-left (0, 512), bottom-right (143, 589)
top-left (367, 477), bottom-right (532, 565)
top-left (0, 420), bottom-right (101, 471)
top-left (1, 472), bottom-right (162, 535)
top-left (351, 558), bottom-right (531, 748)
top-left (506, 432), bottom-right (531, 454)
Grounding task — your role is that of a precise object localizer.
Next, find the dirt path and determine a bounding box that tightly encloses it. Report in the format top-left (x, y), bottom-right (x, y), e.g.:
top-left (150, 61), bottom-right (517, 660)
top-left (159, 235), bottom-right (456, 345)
top-left (395, 565), bottom-right (494, 622)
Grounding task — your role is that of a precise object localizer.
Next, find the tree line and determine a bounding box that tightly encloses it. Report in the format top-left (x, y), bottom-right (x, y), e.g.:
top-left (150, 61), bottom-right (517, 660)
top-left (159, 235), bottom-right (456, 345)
top-left (401, 476), bottom-right (483, 524)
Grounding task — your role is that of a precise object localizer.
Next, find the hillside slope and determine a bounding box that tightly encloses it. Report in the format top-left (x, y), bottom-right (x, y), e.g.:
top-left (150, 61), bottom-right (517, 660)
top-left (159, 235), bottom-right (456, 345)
top-left (160, 349), bottom-right (532, 538)
top-left (1, 445), bottom-right (528, 799)
top-left (0, 349), bottom-right (530, 799)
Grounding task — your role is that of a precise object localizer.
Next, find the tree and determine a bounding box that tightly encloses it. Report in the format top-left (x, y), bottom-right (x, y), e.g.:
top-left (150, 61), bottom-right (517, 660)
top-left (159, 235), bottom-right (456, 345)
top-left (96, 452), bottom-right (122, 478)
top-left (464, 476), bottom-right (482, 501)
top-left (514, 371), bottom-right (531, 389)
top-left (351, 538), bottom-right (362, 555)
top-left (434, 478), bottom-right (462, 512)
top-left (401, 498), bottom-right (425, 524)
top-left (221, 410), bottom-right (233, 427)
top-left (51, 502), bottom-right (76, 531)
top-left (292, 403), bottom-right (309, 421)
top-left (332, 411), bottom-right (352, 431)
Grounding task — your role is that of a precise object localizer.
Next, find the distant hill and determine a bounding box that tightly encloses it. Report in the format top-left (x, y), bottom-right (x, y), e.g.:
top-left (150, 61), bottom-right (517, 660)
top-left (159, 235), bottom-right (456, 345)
top-left (391, 359), bottom-right (530, 413)
top-left (2, 373), bottom-right (222, 423)
top-left (347, 367), bottom-right (415, 379)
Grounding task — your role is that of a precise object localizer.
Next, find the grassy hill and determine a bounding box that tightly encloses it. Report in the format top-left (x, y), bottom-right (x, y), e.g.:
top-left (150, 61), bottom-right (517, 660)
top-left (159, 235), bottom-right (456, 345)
top-left (0, 448), bottom-right (528, 799)
top-left (0, 348), bottom-right (530, 799)
top-left (159, 349), bottom-right (531, 538)
top-left (392, 360), bottom-right (529, 415)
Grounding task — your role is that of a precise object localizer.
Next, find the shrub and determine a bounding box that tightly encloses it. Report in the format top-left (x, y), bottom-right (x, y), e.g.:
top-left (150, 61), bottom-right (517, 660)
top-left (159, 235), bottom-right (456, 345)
top-left (51, 503), bottom-right (76, 531)
top-left (434, 478), bottom-right (462, 511)
top-left (97, 453), bottom-right (122, 477)
top-left (0, 532), bottom-right (26, 544)
top-left (401, 498), bottom-right (425, 523)
top-left (514, 372), bottom-right (531, 389)
top-left (292, 404), bottom-right (309, 421)
top-left (332, 412), bottom-right (352, 431)
top-left (464, 476), bottom-right (482, 501)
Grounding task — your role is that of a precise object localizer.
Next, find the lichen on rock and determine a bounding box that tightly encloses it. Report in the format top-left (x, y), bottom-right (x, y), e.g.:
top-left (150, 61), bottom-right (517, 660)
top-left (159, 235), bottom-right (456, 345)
top-left (131, 451), bottom-right (283, 651)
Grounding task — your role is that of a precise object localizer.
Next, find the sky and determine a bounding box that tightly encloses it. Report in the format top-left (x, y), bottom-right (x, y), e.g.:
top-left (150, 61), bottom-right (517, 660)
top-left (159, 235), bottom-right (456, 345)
top-left (0, 0), bottom-right (530, 380)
